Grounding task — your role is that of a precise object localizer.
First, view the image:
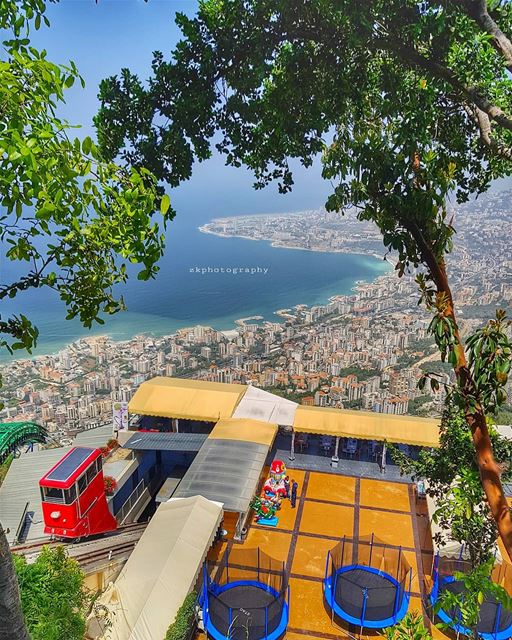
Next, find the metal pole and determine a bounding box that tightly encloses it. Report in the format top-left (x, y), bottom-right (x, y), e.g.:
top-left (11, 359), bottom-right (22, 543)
top-left (202, 563), bottom-right (208, 614)
top-left (361, 589), bottom-right (368, 632)
top-left (324, 550), bottom-right (331, 583)
top-left (258, 547), bottom-right (260, 582)
top-left (331, 436), bottom-right (340, 467)
top-left (289, 431), bottom-right (296, 461)
top-left (381, 443), bottom-right (387, 473)
top-left (332, 569), bottom-right (338, 625)
top-left (369, 534), bottom-right (374, 568)
top-left (176, 418), bottom-right (179, 433)
top-left (392, 580), bottom-right (401, 622)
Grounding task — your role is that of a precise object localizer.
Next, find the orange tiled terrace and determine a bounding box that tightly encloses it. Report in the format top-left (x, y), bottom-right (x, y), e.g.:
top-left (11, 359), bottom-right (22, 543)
top-left (207, 469), bottom-right (440, 640)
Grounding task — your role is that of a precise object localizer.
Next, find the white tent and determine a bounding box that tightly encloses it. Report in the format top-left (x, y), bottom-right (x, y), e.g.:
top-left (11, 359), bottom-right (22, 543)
top-left (232, 384), bottom-right (298, 426)
top-left (426, 488), bottom-right (502, 563)
top-left (496, 425), bottom-right (512, 440)
top-left (94, 495), bottom-right (223, 640)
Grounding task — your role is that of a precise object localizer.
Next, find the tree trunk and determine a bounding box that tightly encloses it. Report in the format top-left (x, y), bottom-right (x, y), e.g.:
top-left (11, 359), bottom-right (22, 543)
top-left (415, 243), bottom-right (512, 562)
top-left (0, 525), bottom-right (29, 640)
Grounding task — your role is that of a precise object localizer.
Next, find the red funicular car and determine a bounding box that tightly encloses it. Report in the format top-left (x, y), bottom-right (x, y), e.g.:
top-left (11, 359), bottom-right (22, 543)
top-left (39, 446), bottom-right (117, 540)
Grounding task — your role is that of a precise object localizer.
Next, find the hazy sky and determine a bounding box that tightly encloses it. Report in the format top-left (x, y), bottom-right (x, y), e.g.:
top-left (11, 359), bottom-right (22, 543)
top-left (32, 0), bottom-right (331, 221)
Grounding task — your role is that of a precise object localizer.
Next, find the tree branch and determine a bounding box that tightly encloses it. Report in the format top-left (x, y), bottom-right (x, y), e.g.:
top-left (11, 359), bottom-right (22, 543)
top-left (376, 37), bottom-right (512, 133)
top-left (464, 104), bottom-right (512, 160)
top-left (453, 0), bottom-right (512, 72)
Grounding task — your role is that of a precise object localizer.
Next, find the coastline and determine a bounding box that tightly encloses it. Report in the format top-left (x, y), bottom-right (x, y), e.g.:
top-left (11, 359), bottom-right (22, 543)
top-left (198, 223), bottom-right (387, 262)
top-left (3, 226), bottom-right (392, 365)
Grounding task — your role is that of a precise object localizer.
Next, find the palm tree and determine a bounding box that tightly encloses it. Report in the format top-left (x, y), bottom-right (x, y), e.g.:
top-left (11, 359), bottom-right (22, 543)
top-left (0, 525), bottom-right (29, 640)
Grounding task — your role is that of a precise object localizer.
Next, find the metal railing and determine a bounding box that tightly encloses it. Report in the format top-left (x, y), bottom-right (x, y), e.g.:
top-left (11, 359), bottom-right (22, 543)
top-left (117, 478), bottom-right (146, 524)
top-left (116, 468), bottom-right (161, 525)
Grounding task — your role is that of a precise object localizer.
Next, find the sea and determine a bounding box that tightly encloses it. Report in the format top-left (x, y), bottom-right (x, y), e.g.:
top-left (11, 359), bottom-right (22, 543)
top-left (0, 1), bottom-right (393, 363)
top-left (1, 210), bottom-right (390, 361)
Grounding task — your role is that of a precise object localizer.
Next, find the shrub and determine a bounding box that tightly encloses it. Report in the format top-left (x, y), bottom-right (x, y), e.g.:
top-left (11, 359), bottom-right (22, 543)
top-left (14, 546), bottom-right (91, 640)
top-left (384, 612), bottom-right (431, 640)
top-left (100, 445), bottom-right (110, 457)
top-left (165, 591), bottom-right (197, 640)
top-left (106, 438), bottom-right (119, 450)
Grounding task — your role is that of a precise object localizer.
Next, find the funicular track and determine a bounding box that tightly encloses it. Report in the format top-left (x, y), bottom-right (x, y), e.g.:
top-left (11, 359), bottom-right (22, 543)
top-left (11, 521), bottom-right (148, 569)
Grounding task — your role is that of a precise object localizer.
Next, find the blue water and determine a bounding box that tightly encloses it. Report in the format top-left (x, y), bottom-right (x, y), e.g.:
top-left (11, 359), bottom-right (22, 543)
top-left (0, 1), bottom-right (390, 361)
top-left (1, 214), bottom-right (390, 359)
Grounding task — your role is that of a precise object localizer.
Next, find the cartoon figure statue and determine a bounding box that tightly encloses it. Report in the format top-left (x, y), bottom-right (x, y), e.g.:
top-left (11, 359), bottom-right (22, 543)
top-left (250, 496), bottom-right (278, 526)
top-left (263, 459), bottom-right (288, 498)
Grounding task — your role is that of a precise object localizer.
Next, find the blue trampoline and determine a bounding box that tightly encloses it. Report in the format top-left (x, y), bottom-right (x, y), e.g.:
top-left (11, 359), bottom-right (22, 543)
top-left (201, 547), bottom-right (289, 640)
top-left (430, 554), bottom-right (512, 640)
top-left (324, 534), bottom-right (412, 630)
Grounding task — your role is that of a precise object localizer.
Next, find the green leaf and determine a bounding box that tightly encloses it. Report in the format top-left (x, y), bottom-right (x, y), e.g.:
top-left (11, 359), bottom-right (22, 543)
top-left (82, 136), bottom-right (92, 155)
top-left (160, 193), bottom-right (171, 215)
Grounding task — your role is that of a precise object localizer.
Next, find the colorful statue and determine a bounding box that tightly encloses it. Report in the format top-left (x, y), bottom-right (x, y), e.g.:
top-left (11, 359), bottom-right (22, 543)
top-left (263, 459), bottom-right (288, 498)
top-left (250, 496), bottom-right (277, 522)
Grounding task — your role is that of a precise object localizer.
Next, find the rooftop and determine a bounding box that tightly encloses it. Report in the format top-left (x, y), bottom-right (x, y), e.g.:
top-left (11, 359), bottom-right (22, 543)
top-left (206, 467), bottom-right (439, 640)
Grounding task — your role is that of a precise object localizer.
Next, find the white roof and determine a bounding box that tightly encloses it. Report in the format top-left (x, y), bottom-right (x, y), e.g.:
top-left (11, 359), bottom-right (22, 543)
top-left (232, 384), bottom-right (298, 426)
top-left (95, 495), bottom-right (223, 640)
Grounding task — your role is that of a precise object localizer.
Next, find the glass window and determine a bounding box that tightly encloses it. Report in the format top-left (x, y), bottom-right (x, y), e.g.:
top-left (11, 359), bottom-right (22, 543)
top-left (77, 474), bottom-right (87, 494)
top-left (96, 457), bottom-right (102, 473)
top-left (64, 485), bottom-right (77, 504)
top-left (86, 464), bottom-right (96, 484)
top-left (42, 487), bottom-right (64, 503)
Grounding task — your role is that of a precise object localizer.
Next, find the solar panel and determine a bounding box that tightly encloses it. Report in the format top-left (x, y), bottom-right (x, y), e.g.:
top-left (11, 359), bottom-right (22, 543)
top-left (45, 447), bottom-right (95, 482)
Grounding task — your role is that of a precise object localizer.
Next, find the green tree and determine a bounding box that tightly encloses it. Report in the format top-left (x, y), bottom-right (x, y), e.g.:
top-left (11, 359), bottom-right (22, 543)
top-left (13, 546), bottom-right (90, 640)
top-left (0, 1), bottom-right (169, 637)
top-left (1, 0), bottom-right (171, 363)
top-left (393, 407), bottom-right (512, 567)
top-left (392, 406), bottom-right (512, 637)
top-left (95, 0), bottom-right (512, 558)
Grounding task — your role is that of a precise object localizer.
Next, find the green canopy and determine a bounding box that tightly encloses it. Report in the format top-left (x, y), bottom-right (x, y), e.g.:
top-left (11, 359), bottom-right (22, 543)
top-left (0, 421), bottom-right (47, 464)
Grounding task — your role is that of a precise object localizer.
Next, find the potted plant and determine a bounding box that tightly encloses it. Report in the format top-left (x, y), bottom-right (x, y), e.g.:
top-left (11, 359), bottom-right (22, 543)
top-left (103, 475), bottom-right (117, 495)
top-left (106, 438), bottom-right (119, 451)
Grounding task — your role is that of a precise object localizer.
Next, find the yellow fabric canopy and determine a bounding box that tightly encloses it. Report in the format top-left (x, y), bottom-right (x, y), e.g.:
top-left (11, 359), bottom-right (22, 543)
top-left (128, 377), bottom-right (247, 422)
top-left (209, 418), bottom-right (278, 447)
top-left (293, 405), bottom-right (440, 447)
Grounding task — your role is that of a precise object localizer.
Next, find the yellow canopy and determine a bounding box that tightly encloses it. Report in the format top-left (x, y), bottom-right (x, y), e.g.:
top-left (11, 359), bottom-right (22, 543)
top-left (128, 377), bottom-right (247, 422)
top-left (209, 418), bottom-right (278, 447)
top-left (293, 405), bottom-right (440, 448)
